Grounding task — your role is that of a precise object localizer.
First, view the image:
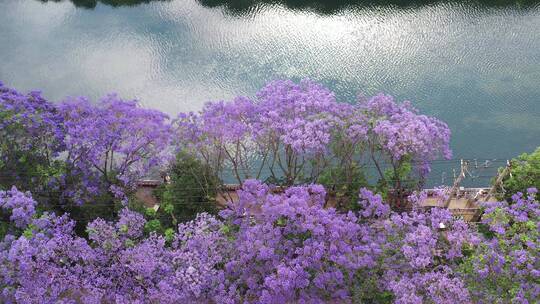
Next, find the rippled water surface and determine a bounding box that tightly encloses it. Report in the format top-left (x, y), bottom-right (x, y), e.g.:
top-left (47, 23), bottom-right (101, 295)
top-left (1, 0), bottom-right (539, 179)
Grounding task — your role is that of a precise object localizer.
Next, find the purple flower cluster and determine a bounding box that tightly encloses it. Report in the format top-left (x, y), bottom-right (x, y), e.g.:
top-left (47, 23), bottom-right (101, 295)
top-left (0, 186), bottom-right (36, 229)
top-left (387, 269), bottom-right (471, 304)
top-left (361, 94), bottom-right (452, 175)
top-left (369, 191), bottom-right (480, 303)
top-left (0, 82), bottom-right (64, 156)
top-left (1, 207), bottom-right (231, 303)
top-left (58, 94), bottom-right (173, 203)
top-left (358, 187), bottom-right (391, 218)
top-left (1, 185), bottom-right (539, 303)
top-left (461, 188), bottom-right (539, 303)
top-left (175, 79), bottom-right (452, 189)
top-left (1, 83), bottom-right (175, 205)
top-left (254, 79), bottom-right (341, 155)
top-left (220, 180), bottom-right (372, 303)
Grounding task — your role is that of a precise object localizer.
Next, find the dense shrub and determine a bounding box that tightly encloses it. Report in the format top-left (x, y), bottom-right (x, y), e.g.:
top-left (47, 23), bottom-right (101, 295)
top-left (495, 147), bottom-right (540, 201)
top-left (219, 180), bottom-right (371, 303)
top-left (151, 151), bottom-right (220, 230)
top-left (316, 161), bottom-right (368, 211)
top-left (460, 188), bottom-right (540, 302)
top-left (0, 186), bottom-right (37, 239)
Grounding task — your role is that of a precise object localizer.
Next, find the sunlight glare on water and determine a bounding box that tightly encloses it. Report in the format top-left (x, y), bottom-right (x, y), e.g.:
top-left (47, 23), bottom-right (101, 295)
top-left (0, 0), bottom-right (539, 170)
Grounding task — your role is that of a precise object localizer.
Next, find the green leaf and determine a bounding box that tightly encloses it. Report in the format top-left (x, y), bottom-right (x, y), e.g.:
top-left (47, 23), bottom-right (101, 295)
top-left (164, 228), bottom-right (175, 242)
top-left (119, 224), bottom-right (128, 233)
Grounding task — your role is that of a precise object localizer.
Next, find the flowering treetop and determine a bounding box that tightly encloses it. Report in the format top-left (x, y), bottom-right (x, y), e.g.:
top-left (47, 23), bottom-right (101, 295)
top-left (58, 94), bottom-right (173, 203)
top-left (175, 79), bottom-right (452, 198)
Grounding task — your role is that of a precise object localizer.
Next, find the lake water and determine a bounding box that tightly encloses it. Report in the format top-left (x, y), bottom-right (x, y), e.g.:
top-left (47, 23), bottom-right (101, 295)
top-left (1, 0), bottom-right (539, 185)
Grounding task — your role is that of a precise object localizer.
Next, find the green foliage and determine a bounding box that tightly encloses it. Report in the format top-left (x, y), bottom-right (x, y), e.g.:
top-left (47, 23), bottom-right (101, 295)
top-left (144, 207), bottom-right (157, 218)
top-left (0, 220), bottom-right (9, 240)
top-left (458, 193), bottom-right (539, 302)
top-left (128, 203), bottom-right (168, 237)
top-left (64, 192), bottom-right (120, 236)
top-left (164, 228), bottom-right (175, 242)
top-left (0, 95), bottom-right (63, 194)
top-left (374, 156), bottom-right (418, 206)
top-left (153, 151), bottom-right (221, 227)
top-left (0, 142), bottom-right (64, 194)
top-left (317, 162), bottom-right (368, 211)
top-left (316, 155), bottom-right (419, 210)
top-left (144, 219), bottom-right (162, 234)
top-left (496, 147), bottom-right (540, 201)
top-left (351, 269), bottom-right (394, 304)
top-left (22, 223), bottom-right (37, 239)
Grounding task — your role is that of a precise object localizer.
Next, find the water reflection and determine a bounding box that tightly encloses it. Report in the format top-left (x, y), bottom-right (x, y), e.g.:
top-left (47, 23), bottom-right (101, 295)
top-left (198, 0), bottom-right (540, 15)
top-left (38, 0), bottom-right (540, 10)
top-left (39, 0), bottom-right (169, 9)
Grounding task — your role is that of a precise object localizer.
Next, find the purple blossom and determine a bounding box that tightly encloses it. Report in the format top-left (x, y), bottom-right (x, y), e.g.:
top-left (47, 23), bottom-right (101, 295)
top-left (0, 186), bottom-right (36, 228)
top-left (1, 208), bottom-right (231, 303)
top-left (360, 93), bottom-right (452, 176)
top-left (254, 79), bottom-right (340, 155)
top-left (358, 187), bottom-right (390, 219)
top-left (59, 94), bottom-right (173, 203)
top-left (174, 79), bottom-right (452, 192)
top-left (0, 83), bottom-right (65, 193)
top-left (220, 180), bottom-right (368, 303)
top-left (1, 80), bottom-right (537, 304)
top-left (0, 186), bottom-right (537, 303)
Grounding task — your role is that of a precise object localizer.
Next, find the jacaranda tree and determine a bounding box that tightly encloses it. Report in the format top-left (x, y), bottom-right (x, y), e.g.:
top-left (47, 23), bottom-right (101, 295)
top-left (58, 94), bottom-right (173, 204)
top-left (175, 79), bottom-right (452, 206)
top-left (0, 82), bottom-right (65, 194)
top-left (1, 83), bottom-right (175, 234)
top-left (1, 83), bottom-right (174, 207)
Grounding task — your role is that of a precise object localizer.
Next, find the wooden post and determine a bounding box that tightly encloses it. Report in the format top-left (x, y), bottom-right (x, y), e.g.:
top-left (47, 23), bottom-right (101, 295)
top-left (485, 160), bottom-right (512, 202)
top-left (443, 159), bottom-right (468, 208)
